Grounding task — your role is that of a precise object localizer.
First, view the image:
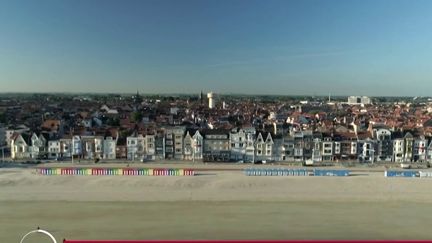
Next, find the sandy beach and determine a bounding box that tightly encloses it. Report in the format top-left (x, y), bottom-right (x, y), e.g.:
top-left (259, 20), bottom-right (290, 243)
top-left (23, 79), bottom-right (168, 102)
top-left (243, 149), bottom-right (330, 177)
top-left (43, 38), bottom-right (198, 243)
top-left (2, 164), bottom-right (432, 242)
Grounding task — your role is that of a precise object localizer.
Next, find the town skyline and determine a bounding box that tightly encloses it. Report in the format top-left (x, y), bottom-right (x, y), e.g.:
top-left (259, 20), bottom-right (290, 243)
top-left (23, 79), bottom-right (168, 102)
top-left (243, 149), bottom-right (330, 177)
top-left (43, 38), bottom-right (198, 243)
top-left (0, 90), bottom-right (428, 99)
top-left (2, 0), bottom-right (432, 96)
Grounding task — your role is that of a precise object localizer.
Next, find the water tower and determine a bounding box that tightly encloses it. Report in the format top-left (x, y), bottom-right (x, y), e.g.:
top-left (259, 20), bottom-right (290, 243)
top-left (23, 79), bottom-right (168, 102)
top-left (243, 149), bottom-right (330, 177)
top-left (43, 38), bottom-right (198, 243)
top-left (207, 92), bottom-right (215, 109)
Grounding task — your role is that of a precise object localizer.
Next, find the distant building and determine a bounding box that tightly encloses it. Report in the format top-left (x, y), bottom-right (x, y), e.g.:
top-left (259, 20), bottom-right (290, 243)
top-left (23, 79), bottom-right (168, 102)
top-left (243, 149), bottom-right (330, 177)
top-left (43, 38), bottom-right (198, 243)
top-left (347, 96), bottom-right (371, 105)
top-left (207, 92), bottom-right (215, 109)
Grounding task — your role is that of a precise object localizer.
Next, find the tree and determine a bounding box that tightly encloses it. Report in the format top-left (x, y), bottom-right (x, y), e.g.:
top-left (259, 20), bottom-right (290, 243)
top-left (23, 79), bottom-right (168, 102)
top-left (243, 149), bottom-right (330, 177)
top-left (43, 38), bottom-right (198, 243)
top-left (107, 117), bottom-right (120, 126)
top-left (131, 112), bottom-right (143, 123)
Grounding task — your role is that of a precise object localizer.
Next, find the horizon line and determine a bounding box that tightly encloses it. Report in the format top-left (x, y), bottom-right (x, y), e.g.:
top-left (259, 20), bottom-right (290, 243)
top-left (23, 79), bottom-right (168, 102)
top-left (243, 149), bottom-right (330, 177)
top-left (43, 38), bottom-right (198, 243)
top-left (0, 91), bottom-right (427, 98)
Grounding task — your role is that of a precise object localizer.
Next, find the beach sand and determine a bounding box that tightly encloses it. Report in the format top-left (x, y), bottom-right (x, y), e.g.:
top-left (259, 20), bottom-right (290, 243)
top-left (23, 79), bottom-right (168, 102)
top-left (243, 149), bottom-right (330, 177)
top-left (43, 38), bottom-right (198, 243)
top-left (1, 165), bottom-right (432, 242)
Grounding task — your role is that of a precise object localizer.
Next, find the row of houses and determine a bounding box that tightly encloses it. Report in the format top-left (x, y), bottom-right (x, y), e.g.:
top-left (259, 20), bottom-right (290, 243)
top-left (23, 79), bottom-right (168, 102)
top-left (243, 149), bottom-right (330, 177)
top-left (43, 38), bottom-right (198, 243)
top-left (11, 132), bottom-right (118, 160)
top-left (10, 126), bottom-right (432, 163)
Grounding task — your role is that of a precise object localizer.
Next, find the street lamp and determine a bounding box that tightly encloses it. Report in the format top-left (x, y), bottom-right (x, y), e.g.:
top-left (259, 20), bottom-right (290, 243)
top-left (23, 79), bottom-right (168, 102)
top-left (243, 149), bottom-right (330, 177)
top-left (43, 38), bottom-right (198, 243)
top-left (20, 228), bottom-right (57, 243)
top-left (71, 138), bottom-right (74, 164)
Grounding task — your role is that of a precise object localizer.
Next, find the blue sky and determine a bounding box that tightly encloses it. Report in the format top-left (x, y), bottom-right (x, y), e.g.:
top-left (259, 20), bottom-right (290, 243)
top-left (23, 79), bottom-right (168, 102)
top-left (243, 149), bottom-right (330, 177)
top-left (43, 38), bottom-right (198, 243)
top-left (1, 0), bottom-right (432, 96)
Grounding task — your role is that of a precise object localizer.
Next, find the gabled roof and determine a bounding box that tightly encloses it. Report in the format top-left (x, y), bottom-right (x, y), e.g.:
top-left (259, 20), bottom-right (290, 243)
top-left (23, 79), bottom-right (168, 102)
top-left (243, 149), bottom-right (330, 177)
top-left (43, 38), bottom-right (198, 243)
top-left (404, 132), bottom-right (414, 139)
top-left (255, 131), bottom-right (274, 143)
top-left (13, 133), bottom-right (31, 146)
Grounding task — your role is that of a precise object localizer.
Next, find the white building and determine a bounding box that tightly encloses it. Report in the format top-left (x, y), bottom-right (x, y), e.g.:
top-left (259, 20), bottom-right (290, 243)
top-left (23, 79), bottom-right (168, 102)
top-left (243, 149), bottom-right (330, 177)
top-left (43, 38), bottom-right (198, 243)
top-left (126, 133), bottom-right (155, 161)
top-left (94, 136), bottom-right (104, 159)
top-left (347, 96), bottom-right (372, 105)
top-left (207, 92), bottom-right (215, 109)
top-left (413, 137), bottom-right (427, 162)
top-left (72, 136), bottom-right (82, 158)
top-left (144, 135), bottom-right (156, 160)
top-left (59, 137), bottom-right (72, 158)
top-left (373, 128), bottom-right (392, 162)
top-left (321, 138), bottom-right (333, 161)
top-left (192, 130), bottom-right (203, 160)
top-left (230, 128), bottom-right (247, 161)
top-left (172, 127), bottom-right (185, 160)
top-left (426, 141), bottom-right (432, 162)
top-left (30, 133), bottom-right (48, 159)
top-left (11, 133), bottom-right (31, 159)
top-left (5, 125), bottom-right (30, 147)
top-left (183, 131), bottom-right (193, 160)
top-left (254, 132), bottom-right (274, 162)
top-left (127, 133), bottom-right (145, 160)
top-left (244, 133), bottom-right (255, 162)
top-left (103, 136), bottom-right (117, 159)
top-left (358, 139), bottom-right (376, 163)
top-left (48, 140), bottom-right (61, 159)
top-left (393, 138), bottom-right (405, 162)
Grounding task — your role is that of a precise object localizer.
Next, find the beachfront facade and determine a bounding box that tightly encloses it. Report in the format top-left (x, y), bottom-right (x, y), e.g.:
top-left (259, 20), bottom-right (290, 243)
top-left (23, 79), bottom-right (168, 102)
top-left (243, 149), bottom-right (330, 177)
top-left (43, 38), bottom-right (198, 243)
top-left (10, 133), bottom-right (31, 159)
top-left (229, 128), bottom-right (247, 161)
top-left (127, 133), bottom-right (145, 161)
top-left (8, 125), bottom-right (432, 164)
top-left (59, 138), bottom-right (72, 158)
top-left (192, 130), bottom-right (204, 160)
top-left (48, 140), bottom-right (61, 159)
top-left (202, 129), bottom-right (230, 162)
top-left (254, 132), bottom-right (274, 162)
top-left (30, 133), bottom-right (48, 159)
top-left (103, 136), bottom-right (117, 159)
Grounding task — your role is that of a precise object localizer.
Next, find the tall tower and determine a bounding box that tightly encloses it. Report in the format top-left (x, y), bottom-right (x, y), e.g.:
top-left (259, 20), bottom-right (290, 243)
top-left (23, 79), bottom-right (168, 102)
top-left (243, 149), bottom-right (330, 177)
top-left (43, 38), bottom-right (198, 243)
top-left (200, 90), bottom-right (203, 105)
top-left (207, 92), bottom-right (215, 109)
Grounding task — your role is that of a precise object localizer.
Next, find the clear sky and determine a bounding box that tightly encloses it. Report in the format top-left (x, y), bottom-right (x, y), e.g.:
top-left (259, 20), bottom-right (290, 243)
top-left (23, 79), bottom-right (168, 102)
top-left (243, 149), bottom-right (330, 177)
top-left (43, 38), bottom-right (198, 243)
top-left (1, 0), bottom-right (432, 96)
